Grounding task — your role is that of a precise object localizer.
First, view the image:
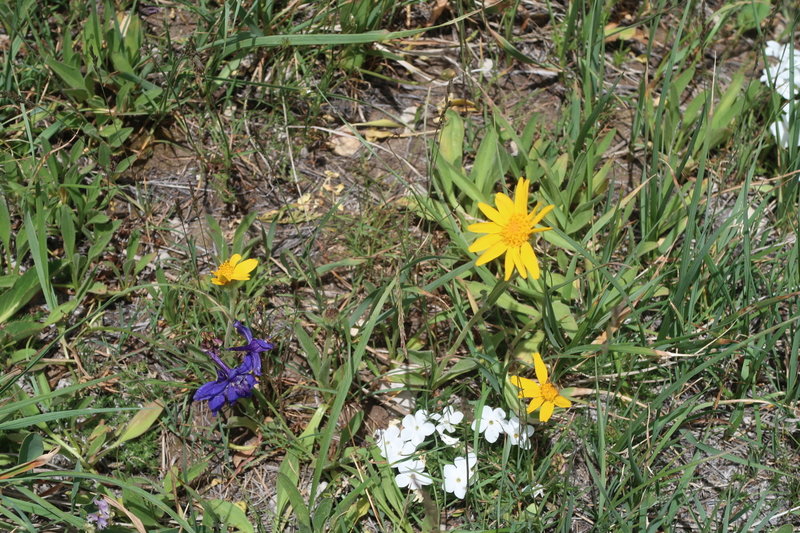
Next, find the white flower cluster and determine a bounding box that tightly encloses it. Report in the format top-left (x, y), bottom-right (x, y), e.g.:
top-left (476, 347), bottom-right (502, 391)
top-left (471, 406), bottom-right (534, 449)
top-left (374, 405), bottom-right (535, 500)
top-left (760, 40), bottom-right (800, 148)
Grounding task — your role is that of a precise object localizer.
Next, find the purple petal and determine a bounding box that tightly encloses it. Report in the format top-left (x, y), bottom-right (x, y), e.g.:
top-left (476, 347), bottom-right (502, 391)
top-left (227, 374), bottom-right (256, 403)
top-left (206, 350), bottom-right (232, 374)
top-left (95, 499), bottom-right (109, 514)
top-left (229, 322), bottom-right (273, 357)
top-left (208, 394), bottom-right (226, 415)
top-left (194, 379), bottom-right (227, 401)
top-left (244, 352), bottom-right (262, 376)
top-left (233, 321), bottom-right (253, 343)
top-left (225, 382), bottom-right (245, 403)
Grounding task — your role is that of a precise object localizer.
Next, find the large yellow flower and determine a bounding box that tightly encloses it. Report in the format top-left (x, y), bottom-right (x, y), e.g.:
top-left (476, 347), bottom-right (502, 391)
top-left (211, 254), bottom-right (258, 286)
top-left (467, 178), bottom-right (554, 280)
top-left (509, 352), bottom-right (571, 422)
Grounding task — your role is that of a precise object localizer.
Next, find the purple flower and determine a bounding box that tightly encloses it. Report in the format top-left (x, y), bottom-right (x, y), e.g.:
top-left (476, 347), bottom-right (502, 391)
top-left (193, 350), bottom-right (257, 415)
top-left (228, 320), bottom-right (273, 376)
top-left (87, 498), bottom-right (111, 529)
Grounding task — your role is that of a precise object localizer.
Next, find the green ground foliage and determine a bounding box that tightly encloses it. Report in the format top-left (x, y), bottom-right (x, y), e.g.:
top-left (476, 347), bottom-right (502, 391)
top-left (1, 0), bottom-right (799, 531)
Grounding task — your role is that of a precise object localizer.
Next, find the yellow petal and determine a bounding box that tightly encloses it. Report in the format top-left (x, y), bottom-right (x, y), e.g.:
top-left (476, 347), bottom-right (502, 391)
top-left (469, 233), bottom-right (503, 253)
top-left (228, 253), bottom-right (243, 266)
top-left (520, 242), bottom-right (540, 280)
top-left (539, 401), bottom-right (554, 422)
top-left (514, 178), bottom-right (530, 212)
top-left (495, 192), bottom-right (515, 214)
top-left (526, 396), bottom-right (544, 414)
top-left (533, 352), bottom-right (548, 384)
top-left (475, 242), bottom-right (508, 266)
top-left (504, 249), bottom-right (514, 280)
top-left (529, 204), bottom-right (555, 226)
top-left (232, 258), bottom-right (258, 280)
top-left (554, 395), bottom-right (572, 409)
top-left (510, 376), bottom-right (540, 398)
top-left (478, 202), bottom-right (508, 224)
top-left (211, 277), bottom-right (226, 286)
top-left (467, 222), bottom-right (502, 234)
top-left (509, 246), bottom-right (527, 279)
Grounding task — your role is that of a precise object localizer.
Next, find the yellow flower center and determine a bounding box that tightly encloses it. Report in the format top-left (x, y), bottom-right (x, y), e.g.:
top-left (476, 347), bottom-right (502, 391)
top-left (541, 382), bottom-right (559, 402)
top-left (500, 213), bottom-right (532, 247)
top-left (215, 262), bottom-right (234, 281)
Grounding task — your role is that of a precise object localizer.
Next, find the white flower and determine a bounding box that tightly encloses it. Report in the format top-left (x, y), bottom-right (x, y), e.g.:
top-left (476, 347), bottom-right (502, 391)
top-left (439, 433), bottom-right (460, 446)
top-left (400, 410), bottom-right (435, 447)
top-left (434, 406), bottom-right (464, 435)
top-left (503, 415), bottom-right (534, 449)
top-left (456, 452), bottom-right (477, 473)
top-left (471, 406), bottom-right (506, 443)
top-left (768, 104), bottom-right (800, 148)
top-left (394, 459), bottom-right (433, 490)
top-left (761, 41), bottom-right (800, 100)
top-left (442, 453), bottom-right (477, 499)
top-left (375, 425), bottom-right (416, 465)
top-left (471, 58), bottom-right (494, 75)
top-left (522, 483), bottom-right (545, 499)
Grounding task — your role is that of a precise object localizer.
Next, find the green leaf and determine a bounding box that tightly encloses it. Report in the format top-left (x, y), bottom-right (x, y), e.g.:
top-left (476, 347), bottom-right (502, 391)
top-left (0, 268), bottom-right (41, 324)
top-left (275, 405), bottom-right (326, 531)
top-left (23, 210), bottom-right (58, 311)
top-left (0, 408), bottom-right (138, 431)
top-left (203, 500), bottom-right (254, 533)
top-left (114, 400), bottom-right (164, 444)
top-left (276, 472), bottom-right (311, 532)
top-left (46, 59), bottom-right (87, 92)
top-left (86, 420), bottom-right (111, 459)
top-left (470, 126), bottom-right (501, 198)
top-left (163, 460), bottom-right (208, 493)
top-left (0, 195), bottom-right (10, 253)
top-left (18, 433), bottom-right (43, 463)
top-left (436, 158), bottom-right (487, 207)
top-left (487, 27), bottom-right (536, 64)
top-left (462, 280), bottom-right (539, 317)
top-left (207, 27), bottom-right (427, 58)
top-left (58, 206), bottom-right (76, 270)
top-left (45, 59), bottom-right (91, 101)
top-left (434, 357), bottom-right (478, 388)
top-left (438, 109), bottom-right (464, 167)
top-left (736, 0), bottom-right (770, 30)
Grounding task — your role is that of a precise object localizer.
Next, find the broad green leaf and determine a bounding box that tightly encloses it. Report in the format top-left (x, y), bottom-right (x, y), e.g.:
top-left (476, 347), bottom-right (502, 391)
top-left (462, 280), bottom-right (539, 317)
top-left (276, 472), bottom-right (311, 532)
top-left (18, 433), bottom-right (43, 463)
top-left (203, 500), bottom-right (254, 533)
top-left (0, 445), bottom-right (59, 480)
top-left (46, 59), bottom-right (87, 93)
top-left (470, 126), bottom-right (500, 198)
top-left (438, 109), bottom-right (464, 167)
top-left (0, 268), bottom-right (41, 324)
top-left (115, 400), bottom-right (164, 444)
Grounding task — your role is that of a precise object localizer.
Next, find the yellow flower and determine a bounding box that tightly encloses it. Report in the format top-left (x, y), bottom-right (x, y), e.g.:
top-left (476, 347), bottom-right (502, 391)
top-left (509, 352), bottom-right (571, 422)
top-left (467, 177), bottom-right (554, 280)
top-left (211, 254), bottom-right (258, 286)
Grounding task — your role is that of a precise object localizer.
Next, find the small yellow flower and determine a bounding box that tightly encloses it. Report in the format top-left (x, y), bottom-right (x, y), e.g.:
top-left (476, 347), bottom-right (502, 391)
top-left (509, 352), bottom-right (571, 423)
top-left (211, 254), bottom-right (258, 286)
top-left (467, 177), bottom-right (554, 280)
